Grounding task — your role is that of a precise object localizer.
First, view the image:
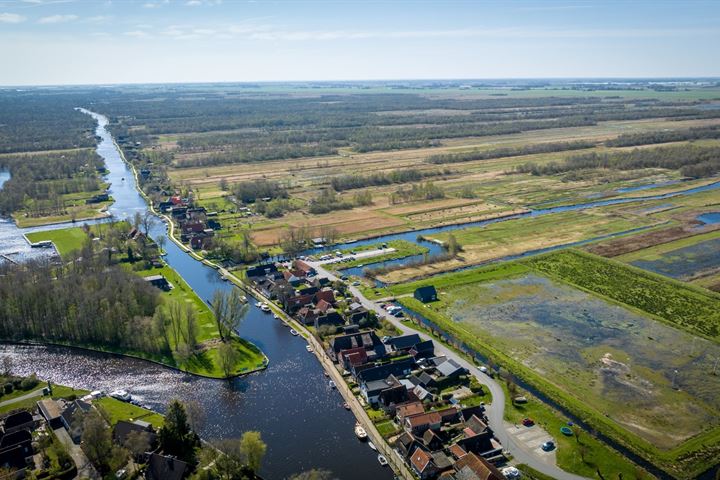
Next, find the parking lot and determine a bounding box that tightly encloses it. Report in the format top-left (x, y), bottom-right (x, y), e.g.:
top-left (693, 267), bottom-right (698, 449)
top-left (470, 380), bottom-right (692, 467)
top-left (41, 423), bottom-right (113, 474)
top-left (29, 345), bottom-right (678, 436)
top-left (507, 423), bottom-right (557, 465)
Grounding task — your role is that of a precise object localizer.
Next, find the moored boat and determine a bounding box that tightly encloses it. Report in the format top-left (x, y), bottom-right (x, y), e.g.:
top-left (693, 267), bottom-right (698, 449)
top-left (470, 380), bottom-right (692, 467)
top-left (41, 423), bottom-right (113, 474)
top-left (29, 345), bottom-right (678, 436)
top-left (109, 389), bottom-right (131, 402)
top-left (377, 454), bottom-right (388, 466)
top-left (354, 423), bottom-right (368, 440)
top-left (306, 345), bottom-right (313, 353)
top-left (259, 303), bottom-right (271, 312)
top-left (368, 441), bottom-right (377, 451)
top-left (290, 329), bottom-right (299, 336)
top-left (343, 402), bottom-right (350, 410)
top-left (328, 380), bottom-right (336, 389)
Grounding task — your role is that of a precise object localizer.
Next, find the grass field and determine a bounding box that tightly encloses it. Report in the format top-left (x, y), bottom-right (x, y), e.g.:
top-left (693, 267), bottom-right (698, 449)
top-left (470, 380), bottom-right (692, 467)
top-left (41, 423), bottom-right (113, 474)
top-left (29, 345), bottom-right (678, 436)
top-left (390, 251), bottom-right (720, 478)
top-left (377, 208), bottom-right (663, 283)
top-left (527, 250), bottom-right (720, 341)
top-left (96, 396), bottom-right (164, 428)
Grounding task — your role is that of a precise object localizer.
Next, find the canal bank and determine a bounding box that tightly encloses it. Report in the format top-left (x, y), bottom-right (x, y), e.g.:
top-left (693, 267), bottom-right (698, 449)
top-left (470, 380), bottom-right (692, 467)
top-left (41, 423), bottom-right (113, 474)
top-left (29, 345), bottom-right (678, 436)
top-left (1, 109), bottom-right (394, 480)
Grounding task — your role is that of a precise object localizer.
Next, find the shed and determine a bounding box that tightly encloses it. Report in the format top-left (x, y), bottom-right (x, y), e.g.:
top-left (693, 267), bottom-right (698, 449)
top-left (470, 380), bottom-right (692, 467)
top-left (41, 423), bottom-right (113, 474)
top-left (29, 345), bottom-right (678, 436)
top-left (414, 286), bottom-right (438, 303)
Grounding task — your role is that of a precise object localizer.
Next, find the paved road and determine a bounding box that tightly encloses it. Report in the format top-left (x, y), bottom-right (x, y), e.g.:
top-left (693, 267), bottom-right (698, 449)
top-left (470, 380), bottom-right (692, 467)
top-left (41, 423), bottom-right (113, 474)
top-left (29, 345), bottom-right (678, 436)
top-left (54, 427), bottom-right (99, 479)
top-left (307, 260), bottom-right (590, 480)
top-left (0, 387), bottom-right (44, 407)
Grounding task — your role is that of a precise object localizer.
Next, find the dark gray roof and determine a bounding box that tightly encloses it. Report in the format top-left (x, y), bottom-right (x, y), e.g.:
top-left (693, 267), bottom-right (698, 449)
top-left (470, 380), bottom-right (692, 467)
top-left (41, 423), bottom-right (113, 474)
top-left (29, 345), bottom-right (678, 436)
top-left (386, 334), bottom-right (421, 350)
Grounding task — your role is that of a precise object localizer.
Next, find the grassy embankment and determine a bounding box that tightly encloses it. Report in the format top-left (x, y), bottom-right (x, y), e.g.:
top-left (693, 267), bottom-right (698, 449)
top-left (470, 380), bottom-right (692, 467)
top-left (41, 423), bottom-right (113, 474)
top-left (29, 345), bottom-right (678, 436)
top-left (389, 250), bottom-right (720, 478)
top-left (23, 226), bottom-right (267, 379)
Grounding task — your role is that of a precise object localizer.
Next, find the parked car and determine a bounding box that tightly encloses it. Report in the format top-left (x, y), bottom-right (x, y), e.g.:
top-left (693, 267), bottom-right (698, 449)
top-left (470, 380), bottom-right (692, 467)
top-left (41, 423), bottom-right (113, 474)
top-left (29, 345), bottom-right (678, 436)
top-left (541, 441), bottom-right (555, 451)
top-left (522, 418), bottom-right (535, 427)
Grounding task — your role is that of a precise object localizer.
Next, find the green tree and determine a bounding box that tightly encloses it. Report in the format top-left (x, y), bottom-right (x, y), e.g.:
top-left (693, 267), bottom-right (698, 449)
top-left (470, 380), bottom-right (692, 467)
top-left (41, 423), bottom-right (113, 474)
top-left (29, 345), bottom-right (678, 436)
top-left (159, 400), bottom-right (198, 463)
top-left (218, 342), bottom-right (239, 378)
top-left (212, 290), bottom-right (248, 341)
top-left (239, 431), bottom-right (266, 474)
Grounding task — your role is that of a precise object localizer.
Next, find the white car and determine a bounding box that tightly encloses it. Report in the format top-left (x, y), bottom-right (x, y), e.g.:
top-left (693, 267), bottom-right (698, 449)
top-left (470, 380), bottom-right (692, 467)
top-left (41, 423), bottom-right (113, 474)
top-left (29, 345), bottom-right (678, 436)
top-left (501, 467), bottom-right (521, 479)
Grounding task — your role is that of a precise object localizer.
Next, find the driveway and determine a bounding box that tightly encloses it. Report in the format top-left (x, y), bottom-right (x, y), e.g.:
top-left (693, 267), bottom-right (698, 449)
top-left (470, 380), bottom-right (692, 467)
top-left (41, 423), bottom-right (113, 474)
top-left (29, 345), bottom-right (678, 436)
top-left (54, 427), bottom-right (99, 480)
top-left (0, 387), bottom-right (44, 407)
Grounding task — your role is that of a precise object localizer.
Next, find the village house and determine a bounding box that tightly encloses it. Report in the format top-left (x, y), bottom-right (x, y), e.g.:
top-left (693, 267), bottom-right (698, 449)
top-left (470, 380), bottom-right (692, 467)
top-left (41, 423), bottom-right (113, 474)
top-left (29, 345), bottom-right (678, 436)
top-left (414, 285), bottom-right (438, 303)
top-left (329, 331), bottom-right (385, 362)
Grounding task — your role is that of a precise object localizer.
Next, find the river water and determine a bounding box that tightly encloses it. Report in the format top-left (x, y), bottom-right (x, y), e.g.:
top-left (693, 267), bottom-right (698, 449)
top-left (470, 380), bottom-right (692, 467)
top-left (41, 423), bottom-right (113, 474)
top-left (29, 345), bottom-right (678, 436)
top-left (0, 111), bottom-right (393, 480)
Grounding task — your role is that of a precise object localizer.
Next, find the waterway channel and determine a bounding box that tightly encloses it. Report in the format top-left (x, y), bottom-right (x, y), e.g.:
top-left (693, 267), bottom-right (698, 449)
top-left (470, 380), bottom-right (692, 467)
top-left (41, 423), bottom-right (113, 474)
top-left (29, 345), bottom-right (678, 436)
top-left (0, 111), bottom-right (394, 480)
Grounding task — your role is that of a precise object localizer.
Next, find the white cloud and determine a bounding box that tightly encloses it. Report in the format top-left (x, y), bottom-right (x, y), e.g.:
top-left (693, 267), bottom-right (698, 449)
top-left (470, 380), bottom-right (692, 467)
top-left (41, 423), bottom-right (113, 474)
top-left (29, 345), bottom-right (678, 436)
top-left (186, 0), bottom-right (202, 5)
top-left (0, 13), bottom-right (26, 23)
top-left (37, 14), bottom-right (78, 24)
top-left (124, 30), bottom-right (151, 38)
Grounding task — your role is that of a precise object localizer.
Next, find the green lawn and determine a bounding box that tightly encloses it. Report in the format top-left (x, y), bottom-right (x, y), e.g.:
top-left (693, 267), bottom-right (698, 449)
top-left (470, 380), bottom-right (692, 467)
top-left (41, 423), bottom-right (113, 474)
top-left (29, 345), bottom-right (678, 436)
top-left (134, 264), bottom-right (267, 378)
top-left (26, 227), bottom-right (94, 256)
top-left (96, 397), bottom-right (164, 428)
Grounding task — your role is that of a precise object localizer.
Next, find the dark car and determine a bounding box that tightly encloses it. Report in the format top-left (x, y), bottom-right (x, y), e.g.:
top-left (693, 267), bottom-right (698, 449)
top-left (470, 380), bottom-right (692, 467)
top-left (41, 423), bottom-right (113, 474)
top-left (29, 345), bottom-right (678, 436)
top-left (522, 418), bottom-right (535, 427)
top-left (541, 441), bottom-right (555, 451)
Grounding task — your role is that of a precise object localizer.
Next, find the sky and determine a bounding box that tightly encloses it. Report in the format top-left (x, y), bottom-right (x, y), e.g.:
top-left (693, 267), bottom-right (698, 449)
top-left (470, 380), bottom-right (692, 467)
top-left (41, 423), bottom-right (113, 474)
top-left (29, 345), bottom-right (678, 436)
top-left (0, 0), bottom-right (718, 86)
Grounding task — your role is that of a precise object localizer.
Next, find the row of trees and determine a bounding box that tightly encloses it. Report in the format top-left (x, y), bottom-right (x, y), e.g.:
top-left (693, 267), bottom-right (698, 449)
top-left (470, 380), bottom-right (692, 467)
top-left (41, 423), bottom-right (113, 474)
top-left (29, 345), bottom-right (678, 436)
top-left (389, 182), bottom-right (445, 204)
top-left (605, 125), bottom-right (720, 147)
top-left (329, 168), bottom-right (448, 191)
top-left (232, 179), bottom-right (288, 203)
top-left (425, 140), bottom-right (595, 164)
top-left (515, 144), bottom-right (720, 179)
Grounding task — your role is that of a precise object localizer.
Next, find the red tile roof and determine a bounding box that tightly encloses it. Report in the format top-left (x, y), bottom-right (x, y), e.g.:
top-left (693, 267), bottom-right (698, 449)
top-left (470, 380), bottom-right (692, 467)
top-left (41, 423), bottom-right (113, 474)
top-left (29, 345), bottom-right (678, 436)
top-left (410, 446), bottom-right (432, 473)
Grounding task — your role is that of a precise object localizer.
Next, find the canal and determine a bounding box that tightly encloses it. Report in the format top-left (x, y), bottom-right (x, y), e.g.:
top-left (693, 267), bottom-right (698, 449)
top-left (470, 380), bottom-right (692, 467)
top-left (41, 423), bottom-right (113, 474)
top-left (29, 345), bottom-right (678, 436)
top-left (1, 110), bottom-right (394, 480)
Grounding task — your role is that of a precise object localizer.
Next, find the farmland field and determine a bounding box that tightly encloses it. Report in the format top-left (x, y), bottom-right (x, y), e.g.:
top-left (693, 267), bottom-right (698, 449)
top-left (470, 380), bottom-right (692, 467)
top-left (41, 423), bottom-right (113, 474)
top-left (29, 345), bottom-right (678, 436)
top-left (439, 272), bottom-right (720, 449)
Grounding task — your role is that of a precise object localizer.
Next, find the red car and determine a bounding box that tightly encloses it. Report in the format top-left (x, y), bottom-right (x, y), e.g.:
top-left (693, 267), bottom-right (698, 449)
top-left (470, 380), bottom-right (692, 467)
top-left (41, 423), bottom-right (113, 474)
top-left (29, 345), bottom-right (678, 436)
top-left (522, 418), bottom-right (535, 427)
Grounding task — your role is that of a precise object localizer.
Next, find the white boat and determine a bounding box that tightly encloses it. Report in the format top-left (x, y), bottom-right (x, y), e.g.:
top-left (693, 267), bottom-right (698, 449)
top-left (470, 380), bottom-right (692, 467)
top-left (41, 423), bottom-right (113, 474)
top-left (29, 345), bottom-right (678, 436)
top-left (290, 329), bottom-right (299, 336)
top-left (306, 345), bottom-right (313, 353)
top-left (259, 303), bottom-right (271, 312)
top-left (354, 423), bottom-right (368, 440)
top-left (328, 380), bottom-right (336, 389)
top-left (273, 314), bottom-right (280, 320)
top-left (109, 390), bottom-right (131, 402)
top-left (368, 441), bottom-right (377, 451)
top-left (377, 454), bottom-right (388, 466)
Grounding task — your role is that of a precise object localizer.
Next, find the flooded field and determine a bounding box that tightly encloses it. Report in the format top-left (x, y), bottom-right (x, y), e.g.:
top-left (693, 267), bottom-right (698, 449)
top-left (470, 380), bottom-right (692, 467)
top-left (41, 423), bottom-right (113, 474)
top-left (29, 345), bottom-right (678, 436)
top-left (443, 273), bottom-right (720, 449)
top-left (631, 236), bottom-right (720, 280)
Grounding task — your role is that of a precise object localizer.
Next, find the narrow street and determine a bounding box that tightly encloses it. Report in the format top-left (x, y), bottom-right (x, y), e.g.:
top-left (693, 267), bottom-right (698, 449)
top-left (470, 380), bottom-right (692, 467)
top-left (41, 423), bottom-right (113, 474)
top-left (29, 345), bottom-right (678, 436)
top-left (307, 259), bottom-right (590, 480)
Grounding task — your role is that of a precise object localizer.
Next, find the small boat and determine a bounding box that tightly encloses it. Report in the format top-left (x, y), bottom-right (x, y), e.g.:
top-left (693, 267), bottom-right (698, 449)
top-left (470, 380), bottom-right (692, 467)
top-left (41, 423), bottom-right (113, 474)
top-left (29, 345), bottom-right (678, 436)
top-left (259, 303), bottom-right (271, 312)
top-left (328, 380), bottom-right (336, 389)
top-left (273, 314), bottom-right (280, 320)
top-left (354, 423), bottom-right (368, 440)
top-left (324, 371), bottom-right (330, 378)
top-left (343, 402), bottom-right (351, 410)
top-left (109, 390), bottom-right (131, 402)
top-left (377, 454), bottom-right (388, 466)
top-left (368, 441), bottom-right (377, 451)
top-left (290, 329), bottom-right (299, 336)
top-left (306, 345), bottom-right (313, 353)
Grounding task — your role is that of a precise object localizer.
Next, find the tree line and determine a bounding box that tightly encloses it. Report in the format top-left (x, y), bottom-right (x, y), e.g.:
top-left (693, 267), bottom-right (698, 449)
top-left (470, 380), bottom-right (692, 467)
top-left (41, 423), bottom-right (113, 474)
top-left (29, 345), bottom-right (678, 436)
top-left (605, 125), bottom-right (720, 147)
top-left (425, 140), bottom-right (595, 164)
top-left (515, 144), bottom-right (720, 179)
top-left (330, 168), bottom-right (449, 191)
